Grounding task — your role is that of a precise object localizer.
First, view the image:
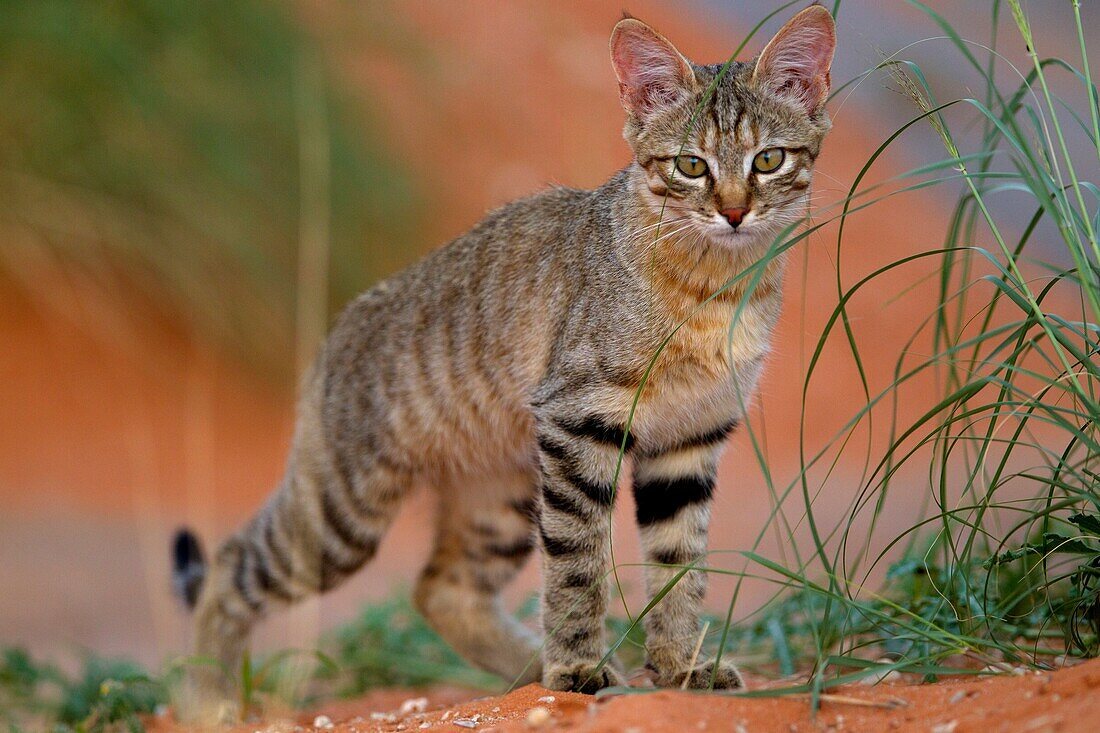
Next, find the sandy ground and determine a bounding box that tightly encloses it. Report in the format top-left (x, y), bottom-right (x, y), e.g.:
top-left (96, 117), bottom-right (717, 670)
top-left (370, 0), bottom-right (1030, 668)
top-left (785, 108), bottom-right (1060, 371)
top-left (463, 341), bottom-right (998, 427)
top-left (149, 659), bottom-right (1100, 733)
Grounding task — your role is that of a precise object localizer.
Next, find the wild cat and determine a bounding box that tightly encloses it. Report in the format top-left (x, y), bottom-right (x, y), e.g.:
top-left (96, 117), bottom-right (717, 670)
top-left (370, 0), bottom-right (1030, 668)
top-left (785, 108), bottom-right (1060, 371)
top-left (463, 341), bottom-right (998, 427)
top-left (173, 4), bottom-right (835, 718)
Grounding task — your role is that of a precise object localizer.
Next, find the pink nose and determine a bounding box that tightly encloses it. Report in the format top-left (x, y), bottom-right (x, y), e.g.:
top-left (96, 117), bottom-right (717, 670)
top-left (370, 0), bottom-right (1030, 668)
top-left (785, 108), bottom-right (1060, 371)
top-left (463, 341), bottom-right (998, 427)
top-left (721, 207), bottom-right (749, 228)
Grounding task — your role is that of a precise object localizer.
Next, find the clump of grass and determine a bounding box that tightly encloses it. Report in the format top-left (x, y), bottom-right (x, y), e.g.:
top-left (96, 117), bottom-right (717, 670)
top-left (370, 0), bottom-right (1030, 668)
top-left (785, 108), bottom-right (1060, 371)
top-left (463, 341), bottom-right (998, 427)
top-left (0, 648), bottom-right (166, 733)
top-left (228, 594), bottom-right (521, 714)
top-left (275, 594), bottom-right (502, 707)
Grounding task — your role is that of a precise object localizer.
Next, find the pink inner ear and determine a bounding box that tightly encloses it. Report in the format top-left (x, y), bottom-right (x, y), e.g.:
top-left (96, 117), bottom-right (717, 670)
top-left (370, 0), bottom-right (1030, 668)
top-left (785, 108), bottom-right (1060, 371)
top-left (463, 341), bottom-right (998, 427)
top-left (755, 10), bottom-right (836, 113)
top-left (611, 22), bottom-right (693, 116)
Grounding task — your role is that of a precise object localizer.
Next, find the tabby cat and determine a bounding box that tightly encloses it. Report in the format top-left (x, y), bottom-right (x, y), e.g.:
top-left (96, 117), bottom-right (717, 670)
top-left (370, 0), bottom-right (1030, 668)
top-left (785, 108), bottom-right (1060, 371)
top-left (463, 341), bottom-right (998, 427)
top-left (173, 5), bottom-right (835, 719)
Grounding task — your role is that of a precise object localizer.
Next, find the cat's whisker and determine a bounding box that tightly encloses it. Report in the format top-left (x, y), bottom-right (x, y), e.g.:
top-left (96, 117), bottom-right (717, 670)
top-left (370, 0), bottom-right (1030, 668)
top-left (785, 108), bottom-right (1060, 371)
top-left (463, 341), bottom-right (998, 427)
top-left (630, 216), bottom-right (695, 237)
top-left (632, 222), bottom-right (699, 249)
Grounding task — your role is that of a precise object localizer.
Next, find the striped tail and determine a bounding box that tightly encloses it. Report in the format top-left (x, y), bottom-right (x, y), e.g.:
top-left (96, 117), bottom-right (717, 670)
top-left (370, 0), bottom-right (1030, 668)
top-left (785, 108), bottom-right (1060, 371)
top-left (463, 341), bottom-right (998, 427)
top-left (172, 527), bottom-right (207, 610)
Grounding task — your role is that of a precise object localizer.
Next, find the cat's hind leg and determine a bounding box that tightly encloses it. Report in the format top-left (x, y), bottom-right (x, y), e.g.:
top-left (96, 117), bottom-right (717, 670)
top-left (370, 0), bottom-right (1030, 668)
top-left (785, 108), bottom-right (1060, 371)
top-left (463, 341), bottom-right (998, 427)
top-left (178, 383), bottom-right (414, 722)
top-left (414, 470), bottom-right (542, 685)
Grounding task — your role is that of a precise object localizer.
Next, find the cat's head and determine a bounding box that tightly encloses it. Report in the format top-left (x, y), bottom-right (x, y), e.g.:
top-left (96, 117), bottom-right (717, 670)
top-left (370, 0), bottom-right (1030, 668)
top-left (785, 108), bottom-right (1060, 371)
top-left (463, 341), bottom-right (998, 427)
top-left (610, 5), bottom-right (835, 245)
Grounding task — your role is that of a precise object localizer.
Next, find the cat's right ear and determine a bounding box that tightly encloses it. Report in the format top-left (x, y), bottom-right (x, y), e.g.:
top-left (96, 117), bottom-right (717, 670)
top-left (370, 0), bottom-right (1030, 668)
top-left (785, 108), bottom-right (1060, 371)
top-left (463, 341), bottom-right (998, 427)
top-left (610, 19), bottom-right (696, 119)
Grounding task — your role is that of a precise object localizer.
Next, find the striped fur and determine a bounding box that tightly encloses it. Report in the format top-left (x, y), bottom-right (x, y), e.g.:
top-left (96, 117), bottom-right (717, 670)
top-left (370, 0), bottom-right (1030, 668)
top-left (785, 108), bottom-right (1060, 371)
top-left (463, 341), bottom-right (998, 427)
top-left (176, 7), bottom-right (834, 721)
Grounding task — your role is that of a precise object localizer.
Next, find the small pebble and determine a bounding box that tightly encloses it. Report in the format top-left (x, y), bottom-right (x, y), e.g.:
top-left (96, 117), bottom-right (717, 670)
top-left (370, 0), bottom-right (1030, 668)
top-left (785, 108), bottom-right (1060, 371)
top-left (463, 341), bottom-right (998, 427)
top-left (526, 706), bottom-right (552, 728)
top-left (313, 715), bottom-right (334, 730)
top-left (420, 723), bottom-right (430, 730)
top-left (948, 690), bottom-right (967, 704)
top-left (931, 721), bottom-right (958, 733)
top-left (861, 658), bottom-right (901, 685)
top-left (537, 695), bottom-right (556, 704)
top-left (454, 720), bottom-right (477, 729)
top-left (401, 697), bottom-right (430, 715)
top-left (491, 707), bottom-right (501, 713)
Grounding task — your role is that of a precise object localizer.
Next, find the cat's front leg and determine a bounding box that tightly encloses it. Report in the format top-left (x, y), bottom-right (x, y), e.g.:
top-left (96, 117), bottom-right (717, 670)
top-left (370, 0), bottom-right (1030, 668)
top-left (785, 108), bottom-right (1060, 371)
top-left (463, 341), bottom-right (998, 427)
top-left (534, 408), bottom-right (629, 694)
top-left (633, 439), bottom-right (744, 690)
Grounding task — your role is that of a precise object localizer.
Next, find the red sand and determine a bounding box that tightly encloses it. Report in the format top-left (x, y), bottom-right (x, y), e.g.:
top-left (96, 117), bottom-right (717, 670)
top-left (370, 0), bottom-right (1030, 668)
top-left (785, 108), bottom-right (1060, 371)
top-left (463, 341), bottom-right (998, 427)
top-left (151, 659), bottom-right (1100, 733)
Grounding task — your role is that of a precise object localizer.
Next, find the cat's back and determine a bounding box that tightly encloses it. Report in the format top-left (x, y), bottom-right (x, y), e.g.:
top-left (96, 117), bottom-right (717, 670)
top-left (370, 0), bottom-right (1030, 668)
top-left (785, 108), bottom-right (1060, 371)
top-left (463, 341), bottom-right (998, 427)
top-left (320, 182), bottom-right (609, 480)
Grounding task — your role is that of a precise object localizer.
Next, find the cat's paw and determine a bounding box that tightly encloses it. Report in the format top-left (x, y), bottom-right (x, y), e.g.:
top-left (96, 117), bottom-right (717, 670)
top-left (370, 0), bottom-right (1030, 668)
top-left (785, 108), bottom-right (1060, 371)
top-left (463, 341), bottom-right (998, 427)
top-left (542, 663), bottom-right (623, 694)
top-left (652, 659), bottom-right (745, 690)
top-left (174, 667), bottom-right (241, 725)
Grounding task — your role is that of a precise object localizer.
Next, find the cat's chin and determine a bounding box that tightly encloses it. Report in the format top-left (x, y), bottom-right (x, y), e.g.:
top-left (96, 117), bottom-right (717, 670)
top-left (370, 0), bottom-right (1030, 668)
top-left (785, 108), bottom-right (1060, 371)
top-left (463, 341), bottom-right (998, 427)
top-left (700, 223), bottom-right (771, 249)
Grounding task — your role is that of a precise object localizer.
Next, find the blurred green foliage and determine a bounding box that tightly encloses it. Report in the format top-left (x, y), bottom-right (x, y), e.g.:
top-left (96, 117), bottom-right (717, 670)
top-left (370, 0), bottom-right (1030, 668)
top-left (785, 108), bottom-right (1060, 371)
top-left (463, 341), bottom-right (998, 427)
top-left (0, 647), bottom-right (166, 732)
top-left (0, 0), bottom-right (417, 378)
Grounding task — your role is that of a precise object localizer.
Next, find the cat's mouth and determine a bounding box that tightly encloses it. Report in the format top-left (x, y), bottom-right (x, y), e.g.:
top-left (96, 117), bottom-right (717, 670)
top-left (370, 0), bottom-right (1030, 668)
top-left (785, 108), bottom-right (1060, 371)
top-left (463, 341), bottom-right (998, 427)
top-left (699, 213), bottom-right (763, 243)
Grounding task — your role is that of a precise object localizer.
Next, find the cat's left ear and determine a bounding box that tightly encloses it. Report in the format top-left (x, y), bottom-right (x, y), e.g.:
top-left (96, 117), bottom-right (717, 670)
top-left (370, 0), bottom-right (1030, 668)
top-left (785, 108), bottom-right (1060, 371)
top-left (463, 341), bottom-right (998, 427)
top-left (753, 4), bottom-right (836, 114)
top-left (610, 18), bottom-right (697, 119)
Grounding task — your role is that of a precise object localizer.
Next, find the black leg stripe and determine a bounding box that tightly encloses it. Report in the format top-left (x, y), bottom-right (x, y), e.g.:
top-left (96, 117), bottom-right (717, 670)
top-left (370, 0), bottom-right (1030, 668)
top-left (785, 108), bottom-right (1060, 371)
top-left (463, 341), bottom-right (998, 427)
top-left (511, 495), bottom-right (538, 521)
top-left (554, 415), bottom-right (634, 453)
top-left (641, 419), bottom-right (738, 457)
top-left (263, 516), bottom-right (293, 578)
top-left (321, 489), bottom-right (376, 553)
top-left (634, 474), bottom-right (715, 526)
top-left (684, 418), bottom-right (738, 450)
top-left (251, 543), bottom-right (294, 602)
top-left (485, 535), bottom-right (535, 560)
top-left (562, 571), bottom-right (598, 589)
top-left (542, 483), bottom-right (589, 518)
top-left (318, 543), bottom-right (371, 591)
top-left (651, 548), bottom-right (692, 566)
top-left (539, 525), bottom-right (584, 557)
top-left (471, 521), bottom-right (501, 538)
top-left (565, 467), bottom-right (616, 508)
top-left (539, 446), bottom-right (616, 509)
top-left (558, 624), bottom-right (598, 648)
top-left (233, 547), bottom-right (263, 612)
top-left (331, 447), bottom-right (362, 507)
top-left (545, 470), bottom-right (615, 512)
top-left (537, 434), bottom-right (572, 464)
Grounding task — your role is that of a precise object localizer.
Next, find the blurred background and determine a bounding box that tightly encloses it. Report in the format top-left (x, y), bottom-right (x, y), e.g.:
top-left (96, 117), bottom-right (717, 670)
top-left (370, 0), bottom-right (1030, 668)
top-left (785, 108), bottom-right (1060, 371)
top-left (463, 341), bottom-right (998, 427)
top-left (1, 0), bottom-right (1094, 670)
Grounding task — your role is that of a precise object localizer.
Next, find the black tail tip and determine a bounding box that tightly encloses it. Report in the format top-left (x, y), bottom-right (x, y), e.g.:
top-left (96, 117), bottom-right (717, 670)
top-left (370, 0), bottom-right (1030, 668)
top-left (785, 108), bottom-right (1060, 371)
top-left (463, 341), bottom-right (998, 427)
top-left (172, 527), bottom-right (206, 610)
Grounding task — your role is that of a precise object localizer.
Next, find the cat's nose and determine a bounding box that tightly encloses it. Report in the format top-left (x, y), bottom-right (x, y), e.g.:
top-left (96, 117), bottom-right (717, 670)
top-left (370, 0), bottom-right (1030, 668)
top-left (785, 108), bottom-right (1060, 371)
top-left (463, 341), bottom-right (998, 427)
top-left (721, 207), bottom-right (749, 228)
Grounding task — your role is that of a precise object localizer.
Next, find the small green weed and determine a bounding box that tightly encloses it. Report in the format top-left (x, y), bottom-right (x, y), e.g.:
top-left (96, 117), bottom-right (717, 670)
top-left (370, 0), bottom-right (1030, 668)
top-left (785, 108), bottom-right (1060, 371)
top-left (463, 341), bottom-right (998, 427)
top-left (0, 649), bottom-right (166, 733)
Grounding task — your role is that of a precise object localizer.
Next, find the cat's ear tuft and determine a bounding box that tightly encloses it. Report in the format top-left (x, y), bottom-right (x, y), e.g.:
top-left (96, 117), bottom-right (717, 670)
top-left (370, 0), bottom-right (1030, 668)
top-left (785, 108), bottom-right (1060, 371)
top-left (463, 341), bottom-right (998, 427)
top-left (752, 4), bottom-right (836, 115)
top-left (610, 18), bottom-right (696, 118)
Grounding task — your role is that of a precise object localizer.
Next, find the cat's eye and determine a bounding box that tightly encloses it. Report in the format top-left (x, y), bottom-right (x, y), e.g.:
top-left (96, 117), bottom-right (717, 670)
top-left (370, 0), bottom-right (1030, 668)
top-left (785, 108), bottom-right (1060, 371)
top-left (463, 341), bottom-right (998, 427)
top-left (752, 148), bottom-right (785, 173)
top-left (674, 155), bottom-right (709, 178)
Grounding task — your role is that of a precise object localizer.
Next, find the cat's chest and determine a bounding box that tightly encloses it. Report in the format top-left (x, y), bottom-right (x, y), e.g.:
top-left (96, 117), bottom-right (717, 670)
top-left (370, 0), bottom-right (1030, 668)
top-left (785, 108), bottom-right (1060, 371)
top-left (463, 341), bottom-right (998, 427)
top-left (626, 295), bottom-right (778, 447)
top-left (650, 293), bottom-right (776, 385)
